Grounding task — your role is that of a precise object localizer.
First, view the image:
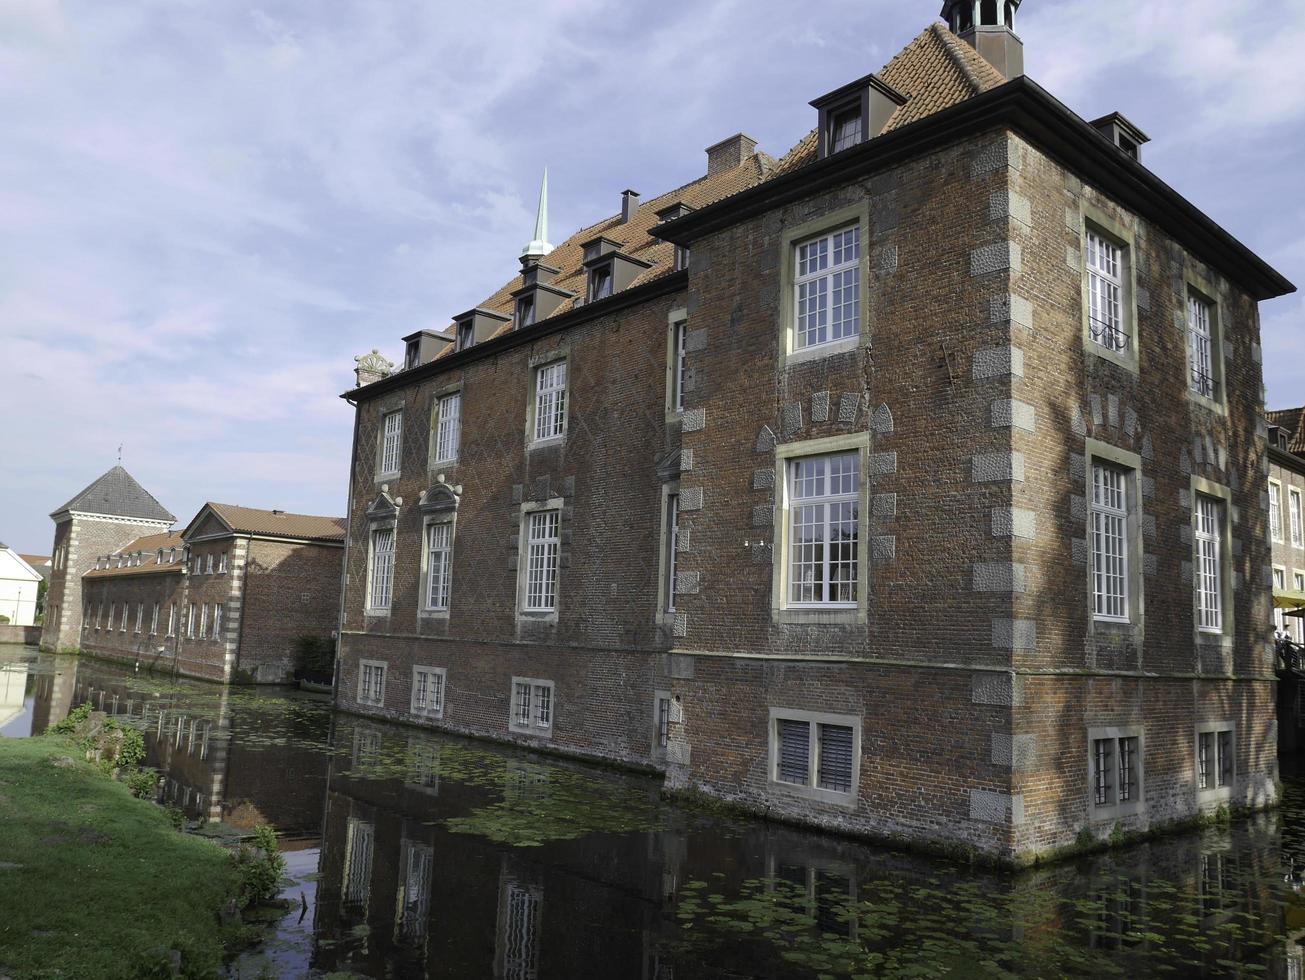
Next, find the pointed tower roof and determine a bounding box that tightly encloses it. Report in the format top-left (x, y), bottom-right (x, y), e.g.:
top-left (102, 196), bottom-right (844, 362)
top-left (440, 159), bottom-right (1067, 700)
top-left (50, 465), bottom-right (176, 523)
top-left (520, 168), bottom-right (553, 263)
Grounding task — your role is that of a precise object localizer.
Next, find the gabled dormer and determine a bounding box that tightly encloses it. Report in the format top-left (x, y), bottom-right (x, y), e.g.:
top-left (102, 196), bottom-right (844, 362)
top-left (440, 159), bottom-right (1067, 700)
top-left (810, 73), bottom-right (907, 160)
top-left (580, 235), bottom-right (653, 303)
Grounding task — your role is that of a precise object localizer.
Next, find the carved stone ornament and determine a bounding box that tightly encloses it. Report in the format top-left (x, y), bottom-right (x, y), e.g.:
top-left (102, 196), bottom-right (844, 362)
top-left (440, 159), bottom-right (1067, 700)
top-left (420, 482), bottom-right (461, 514)
top-left (354, 349), bottom-right (395, 388)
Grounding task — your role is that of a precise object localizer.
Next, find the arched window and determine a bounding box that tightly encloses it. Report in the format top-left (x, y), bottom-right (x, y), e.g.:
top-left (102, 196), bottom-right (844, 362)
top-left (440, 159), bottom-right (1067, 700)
top-left (1004, 1), bottom-right (1015, 27)
top-left (981, 0), bottom-right (998, 25)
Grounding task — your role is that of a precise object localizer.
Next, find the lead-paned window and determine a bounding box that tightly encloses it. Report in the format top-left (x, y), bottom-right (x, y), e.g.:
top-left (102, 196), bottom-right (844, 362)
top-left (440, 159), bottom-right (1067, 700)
top-left (1091, 463), bottom-right (1130, 621)
top-left (533, 362), bottom-right (567, 442)
top-left (359, 661), bottom-right (386, 706)
top-left (524, 510), bottom-right (559, 612)
top-left (788, 453), bottom-right (859, 606)
top-left (1086, 229), bottom-right (1127, 353)
top-left (1187, 294), bottom-right (1217, 400)
top-left (1195, 494), bottom-right (1224, 632)
top-left (434, 393), bottom-right (461, 464)
top-left (369, 528), bottom-right (395, 612)
top-left (381, 410), bottom-right (403, 476)
top-left (794, 226), bottom-right (860, 351)
top-left (425, 522), bottom-right (453, 611)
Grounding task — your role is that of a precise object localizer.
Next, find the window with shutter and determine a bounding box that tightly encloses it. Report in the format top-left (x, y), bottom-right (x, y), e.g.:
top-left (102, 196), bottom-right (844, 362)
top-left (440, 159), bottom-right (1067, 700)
top-left (770, 710), bottom-right (859, 802)
top-left (817, 724), bottom-right (854, 792)
top-left (777, 720), bottom-right (810, 785)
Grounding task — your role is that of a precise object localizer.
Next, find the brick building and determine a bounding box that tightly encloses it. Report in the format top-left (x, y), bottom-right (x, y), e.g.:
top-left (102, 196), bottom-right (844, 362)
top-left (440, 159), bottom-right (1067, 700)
top-left (1266, 411), bottom-right (1305, 644)
top-left (79, 503), bottom-right (346, 683)
top-left (43, 466), bottom-right (345, 683)
top-left (335, 5), bottom-right (1295, 862)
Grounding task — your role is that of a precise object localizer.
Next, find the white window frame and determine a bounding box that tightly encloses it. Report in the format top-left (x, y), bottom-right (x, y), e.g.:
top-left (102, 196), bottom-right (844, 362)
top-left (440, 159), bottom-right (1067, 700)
top-left (663, 491), bottom-right (679, 614)
top-left (187, 603), bottom-right (196, 638)
top-left (1087, 725), bottom-right (1145, 820)
top-left (1270, 479), bottom-right (1284, 543)
top-left (1090, 461), bottom-right (1131, 623)
top-left (120, 603), bottom-right (129, 632)
top-left (167, 604), bottom-right (176, 637)
top-left (380, 410), bottom-right (403, 478)
top-left (212, 603), bottom-right (222, 639)
top-left (1085, 227), bottom-right (1127, 354)
top-left (358, 659), bottom-right (387, 707)
top-left (205, 554), bottom-right (214, 574)
top-left (1187, 292), bottom-right (1217, 401)
top-left (784, 452), bottom-right (860, 609)
top-left (792, 224), bottom-right (861, 353)
top-left (1294, 571), bottom-right (1305, 644)
top-left (517, 503), bottom-right (562, 618)
top-left (193, 556), bottom-right (202, 575)
top-left (135, 602), bottom-right (144, 634)
top-left (219, 552), bottom-right (228, 574)
top-left (767, 707), bottom-right (861, 808)
top-left (508, 677), bottom-right (554, 737)
top-left (531, 361), bottom-right (567, 444)
top-left (670, 319), bottom-right (687, 414)
top-left (1291, 488), bottom-right (1303, 548)
top-left (199, 603), bottom-right (208, 639)
top-left (367, 527), bottom-right (396, 615)
top-left (1194, 492), bottom-right (1225, 634)
top-left (1274, 566), bottom-right (1288, 636)
top-left (1195, 721), bottom-right (1235, 805)
top-left (433, 392), bottom-right (461, 465)
top-left (150, 602), bottom-right (160, 635)
top-left (422, 520), bottom-right (454, 614)
top-left (410, 665), bottom-right (446, 719)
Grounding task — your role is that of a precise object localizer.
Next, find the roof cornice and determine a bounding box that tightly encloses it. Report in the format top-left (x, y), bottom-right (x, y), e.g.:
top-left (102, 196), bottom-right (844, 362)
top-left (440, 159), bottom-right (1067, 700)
top-left (343, 270), bottom-right (689, 403)
top-left (1269, 445), bottom-right (1305, 475)
top-left (653, 76), bottom-right (1294, 302)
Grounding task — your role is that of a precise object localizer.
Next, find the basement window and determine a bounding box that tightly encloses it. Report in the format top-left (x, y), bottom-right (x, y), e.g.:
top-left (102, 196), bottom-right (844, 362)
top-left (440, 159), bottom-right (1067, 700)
top-left (769, 708), bottom-right (860, 806)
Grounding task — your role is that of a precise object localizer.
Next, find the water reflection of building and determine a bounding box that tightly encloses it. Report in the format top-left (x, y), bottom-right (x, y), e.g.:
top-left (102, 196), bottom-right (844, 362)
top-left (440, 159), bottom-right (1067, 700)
top-left (0, 659), bottom-right (29, 731)
top-left (28, 654), bottom-right (331, 832)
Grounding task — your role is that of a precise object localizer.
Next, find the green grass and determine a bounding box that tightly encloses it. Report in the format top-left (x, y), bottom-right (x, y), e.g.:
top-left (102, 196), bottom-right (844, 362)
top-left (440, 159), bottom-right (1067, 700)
top-left (0, 736), bottom-right (240, 979)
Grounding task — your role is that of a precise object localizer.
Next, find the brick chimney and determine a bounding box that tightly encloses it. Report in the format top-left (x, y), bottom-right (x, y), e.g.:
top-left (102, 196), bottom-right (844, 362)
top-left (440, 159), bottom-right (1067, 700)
top-left (705, 133), bottom-right (758, 175)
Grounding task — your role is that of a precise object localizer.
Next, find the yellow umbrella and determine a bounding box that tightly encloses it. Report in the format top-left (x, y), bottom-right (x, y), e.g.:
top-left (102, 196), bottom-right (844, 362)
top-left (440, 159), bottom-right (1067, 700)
top-left (1275, 589), bottom-right (1305, 616)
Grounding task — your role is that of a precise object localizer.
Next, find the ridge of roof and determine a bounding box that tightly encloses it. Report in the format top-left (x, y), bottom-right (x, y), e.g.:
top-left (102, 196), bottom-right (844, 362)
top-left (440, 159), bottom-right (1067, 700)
top-left (51, 465), bottom-right (176, 523)
top-left (202, 502), bottom-right (347, 542)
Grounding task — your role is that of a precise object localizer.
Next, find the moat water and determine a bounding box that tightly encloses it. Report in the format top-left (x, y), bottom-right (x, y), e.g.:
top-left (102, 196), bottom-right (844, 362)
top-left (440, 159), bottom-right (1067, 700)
top-left (4, 643), bottom-right (1305, 978)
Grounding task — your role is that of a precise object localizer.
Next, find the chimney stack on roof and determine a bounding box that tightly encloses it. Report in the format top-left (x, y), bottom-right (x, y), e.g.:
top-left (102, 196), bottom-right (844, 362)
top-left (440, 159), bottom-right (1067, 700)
top-left (941, 0), bottom-right (1023, 80)
top-left (621, 189), bottom-right (640, 223)
top-left (705, 133), bottom-right (758, 175)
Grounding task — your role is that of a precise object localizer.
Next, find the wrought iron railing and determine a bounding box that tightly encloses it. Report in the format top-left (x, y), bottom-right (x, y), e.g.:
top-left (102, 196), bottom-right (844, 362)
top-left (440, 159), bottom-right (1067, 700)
top-left (1191, 366), bottom-right (1219, 401)
top-left (1088, 314), bottom-right (1129, 353)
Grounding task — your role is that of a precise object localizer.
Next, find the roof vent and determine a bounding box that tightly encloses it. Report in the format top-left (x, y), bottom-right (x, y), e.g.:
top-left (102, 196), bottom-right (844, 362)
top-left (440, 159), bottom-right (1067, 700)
top-left (1090, 113), bottom-right (1151, 163)
top-left (621, 189), bottom-right (640, 223)
top-left (941, 0), bottom-right (1024, 80)
top-left (705, 133), bottom-right (757, 175)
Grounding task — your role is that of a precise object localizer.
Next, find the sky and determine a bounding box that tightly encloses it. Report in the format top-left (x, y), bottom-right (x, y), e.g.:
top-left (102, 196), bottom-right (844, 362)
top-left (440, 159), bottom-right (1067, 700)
top-left (0, 0), bottom-right (1301, 555)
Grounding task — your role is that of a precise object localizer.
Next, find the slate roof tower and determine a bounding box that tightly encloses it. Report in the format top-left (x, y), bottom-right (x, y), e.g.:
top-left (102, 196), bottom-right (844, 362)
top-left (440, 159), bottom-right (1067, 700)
top-left (40, 465), bottom-right (175, 652)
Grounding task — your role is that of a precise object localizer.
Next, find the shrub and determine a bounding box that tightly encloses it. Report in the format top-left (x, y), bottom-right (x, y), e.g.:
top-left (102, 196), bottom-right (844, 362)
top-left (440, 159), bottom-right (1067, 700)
top-left (0, 614), bottom-right (9, 624)
top-left (125, 767), bottom-right (157, 800)
top-left (232, 825), bottom-right (286, 908)
top-left (164, 805), bottom-right (186, 830)
top-left (48, 702), bottom-right (94, 736)
top-left (291, 635), bottom-right (335, 684)
top-left (104, 720), bottom-right (146, 770)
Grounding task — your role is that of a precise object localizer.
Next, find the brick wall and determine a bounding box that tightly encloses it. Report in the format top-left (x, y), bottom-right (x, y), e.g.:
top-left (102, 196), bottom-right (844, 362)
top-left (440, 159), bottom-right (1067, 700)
top-left (237, 537), bottom-right (343, 683)
top-left (78, 569), bottom-right (189, 674)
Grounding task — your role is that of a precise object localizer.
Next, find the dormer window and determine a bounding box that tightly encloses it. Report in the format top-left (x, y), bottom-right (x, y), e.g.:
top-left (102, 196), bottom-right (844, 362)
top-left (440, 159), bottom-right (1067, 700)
top-left (829, 104), bottom-right (863, 153)
top-left (588, 264), bottom-right (613, 302)
top-left (404, 339), bottom-right (420, 370)
top-left (456, 320), bottom-right (474, 351)
top-left (516, 294), bottom-right (535, 329)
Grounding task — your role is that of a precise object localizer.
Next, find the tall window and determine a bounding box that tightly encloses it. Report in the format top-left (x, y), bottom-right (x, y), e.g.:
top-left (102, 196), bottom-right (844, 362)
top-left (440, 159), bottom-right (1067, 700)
top-left (1295, 573), bottom-right (1305, 644)
top-left (1270, 482), bottom-right (1283, 542)
top-left (524, 511), bottom-right (560, 612)
top-left (219, 553), bottom-right (228, 573)
top-left (1291, 489), bottom-right (1303, 547)
top-left (193, 556), bottom-right (202, 575)
top-left (199, 604), bottom-right (208, 638)
top-left (411, 666), bottom-right (445, 718)
top-left (510, 678), bottom-right (554, 733)
top-left (1195, 495), bottom-right (1224, 632)
top-left (794, 226), bottom-right (860, 350)
top-left (358, 661), bottom-right (386, 707)
top-left (1091, 463), bottom-right (1130, 621)
top-left (788, 453), bottom-right (859, 606)
top-left (150, 603), bottom-right (160, 635)
top-left (167, 604), bottom-right (176, 637)
top-left (455, 320), bottom-right (473, 351)
top-left (381, 410), bottom-right (403, 476)
top-left (120, 604), bottom-right (129, 631)
top-left (656, 695), bottom-right (672, 749)
top-left (664, 493), bottom-right (679, 614)
top-left (434, 393), bottom-right (461, 464)
top-left (205, 554), bottom-right (214, 574)
top-left (1086, 229), bottom-right (1127, 353)
top-left (187, 603), bottom-right (197, 638)
top-left (135, 602), bottom-right (144, 633)
top-left (369, 528), bottom-right (396, 612)
top-left (533, 362), bottom-right (567, 442)
top-left (108, 602), bottom-right (115, 630)
top-left (1187, 294), bottom-right (1217, 399)
top-left (516, 295), bottom-right (535, 329)
top-left (671, 321), bottom-right (687, 413)
top-left (772, 714), bottom-right (857, 796)
top-left (212, 603), bottom-right (223, 639)
top-left (342, 817), bottom-right (375, 909)
top-left (1092, 734), bottom-right (1140, 808)
top-left (425, 522), bottom-right (453, 611)
top-left (1274, 568), bottom-right (1287, 635)
top-left (588, 264), bottom-right (612, 301)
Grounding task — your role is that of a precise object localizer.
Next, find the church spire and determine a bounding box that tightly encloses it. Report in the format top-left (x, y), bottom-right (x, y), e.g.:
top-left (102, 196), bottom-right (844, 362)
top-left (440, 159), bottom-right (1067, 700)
top-left (520, 168), bottom-right (552, 266)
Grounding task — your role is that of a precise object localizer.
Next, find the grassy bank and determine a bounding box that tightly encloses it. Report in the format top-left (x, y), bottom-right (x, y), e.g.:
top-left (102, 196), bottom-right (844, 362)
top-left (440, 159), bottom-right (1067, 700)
top-left (0, 735), bottom-right (240, 979)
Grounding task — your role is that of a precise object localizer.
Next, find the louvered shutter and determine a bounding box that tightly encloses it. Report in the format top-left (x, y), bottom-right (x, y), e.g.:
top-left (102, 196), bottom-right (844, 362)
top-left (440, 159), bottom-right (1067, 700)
top-left (777, 720), bottom-right (810, 785)
top-left (817, 724), bottom-right (854, 792)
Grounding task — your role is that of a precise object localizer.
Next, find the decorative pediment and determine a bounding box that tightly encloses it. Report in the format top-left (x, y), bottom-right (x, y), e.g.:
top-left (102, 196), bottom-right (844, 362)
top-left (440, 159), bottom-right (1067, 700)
top-left (420, 482), bottom-right (461, 514)
top-left (365, 492), bottom-right (398, 523)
